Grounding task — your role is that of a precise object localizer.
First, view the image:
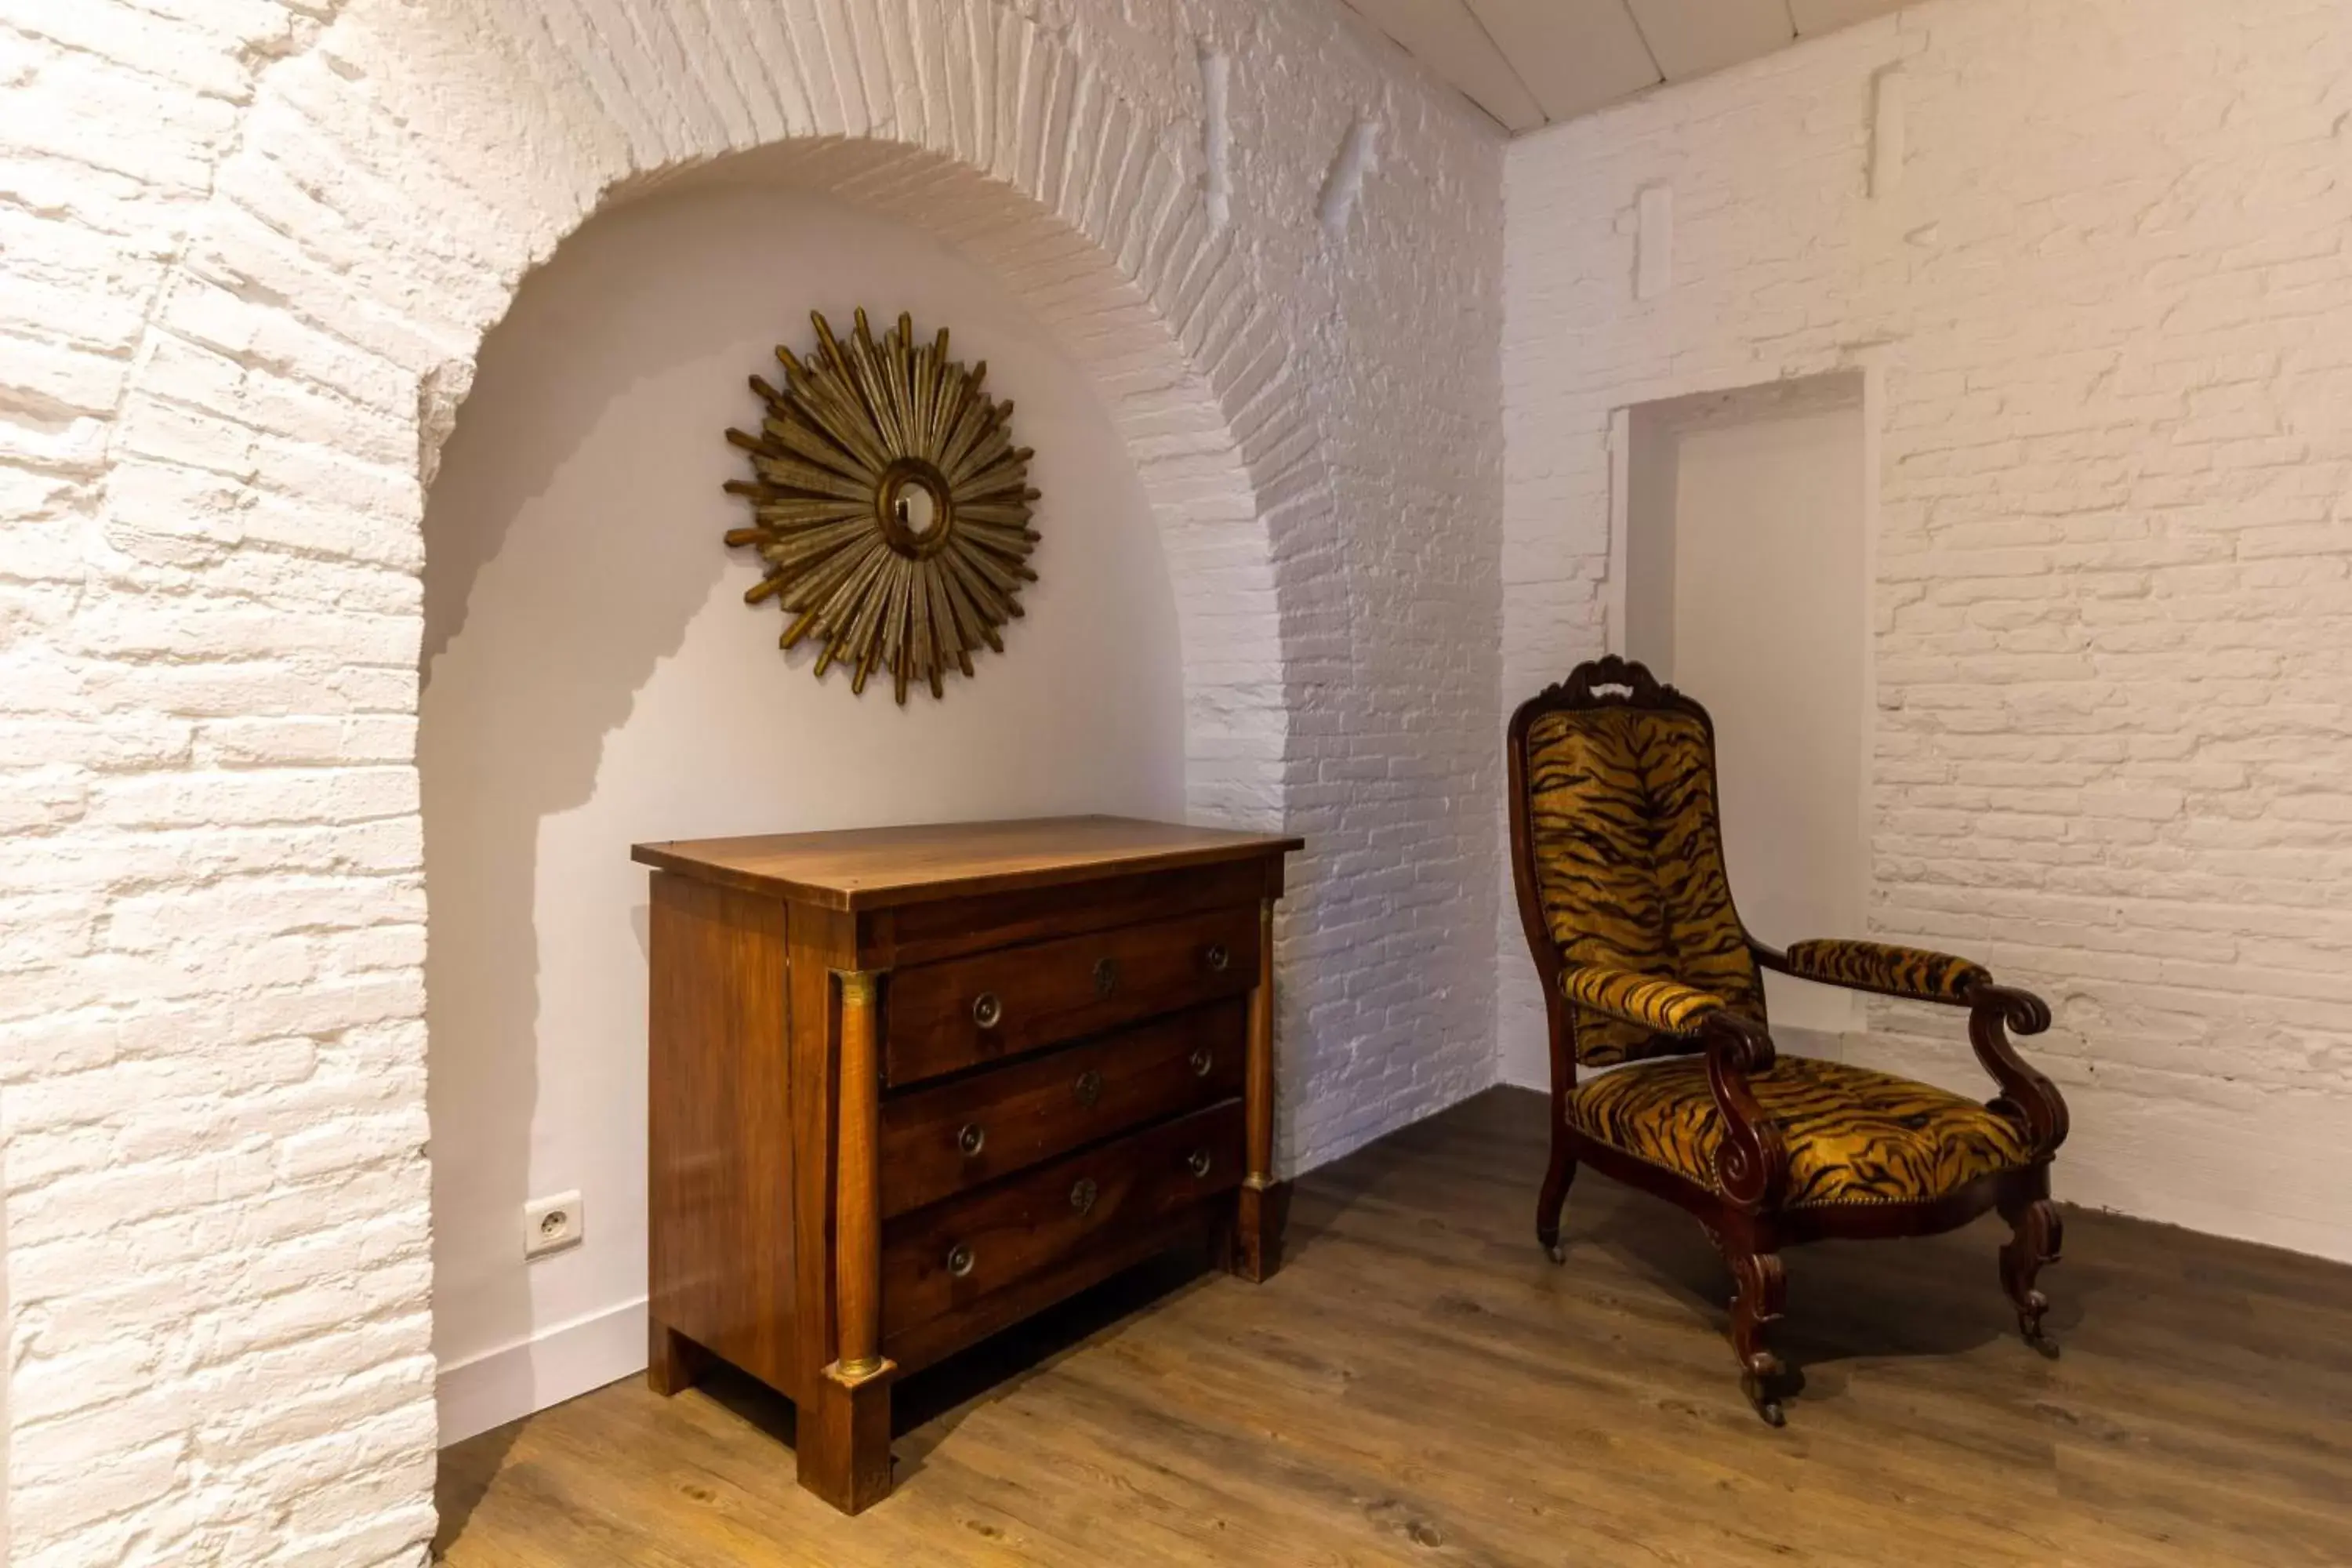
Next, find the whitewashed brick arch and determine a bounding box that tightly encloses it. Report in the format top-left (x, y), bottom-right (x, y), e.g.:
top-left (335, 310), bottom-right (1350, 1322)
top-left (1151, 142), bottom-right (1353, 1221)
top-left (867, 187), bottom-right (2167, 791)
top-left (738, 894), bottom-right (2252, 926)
top-left (5, 0), bottom-right (1509, 1557)
top-left (157, 0), bottom-right (1319, 821)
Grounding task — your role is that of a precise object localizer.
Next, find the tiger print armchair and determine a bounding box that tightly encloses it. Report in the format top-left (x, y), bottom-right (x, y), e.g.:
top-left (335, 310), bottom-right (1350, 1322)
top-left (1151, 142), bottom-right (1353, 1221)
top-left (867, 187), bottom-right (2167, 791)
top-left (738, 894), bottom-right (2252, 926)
top-left (1508, 657), bottom-right (2070, 1425)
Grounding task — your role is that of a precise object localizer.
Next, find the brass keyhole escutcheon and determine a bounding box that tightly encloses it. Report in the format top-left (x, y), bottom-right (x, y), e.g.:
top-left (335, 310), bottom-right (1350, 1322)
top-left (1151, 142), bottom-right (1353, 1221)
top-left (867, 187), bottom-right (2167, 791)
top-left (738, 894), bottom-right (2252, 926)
top-left (972, 991), bottom-right (1003, 1029)
top-left (1074, 1069), bottom-right (1104, 1108)
top-left (1093, 956), bottom-right (1120, 996)
top-left (1186, 1148), bottom-right (1213, 1178)
top-left (1189, 1047), bottom-right (1213, 1078)
top-left (1204, 943), bottom-right (1230, 972)
top-left (957, 1123), bottom-right (986, 1158)
top-left (947, 1243), bottom-right (975, 1279)
top-left (1069, 1178), bottom-right (1098, 1216)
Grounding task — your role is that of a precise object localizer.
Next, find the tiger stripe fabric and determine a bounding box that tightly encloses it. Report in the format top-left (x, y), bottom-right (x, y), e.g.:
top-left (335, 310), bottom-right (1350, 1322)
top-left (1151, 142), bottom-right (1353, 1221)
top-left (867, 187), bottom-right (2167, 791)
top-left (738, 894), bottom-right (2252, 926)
top-left (1524, 706), bottom-right (1766, 1065)
top-left (1784, 938), bottom-right (1989, 1004)
top-left (1560, 965), bottom-right (1725, 1036)
top-left (1565, 1054), bottom-right (2036, 1207)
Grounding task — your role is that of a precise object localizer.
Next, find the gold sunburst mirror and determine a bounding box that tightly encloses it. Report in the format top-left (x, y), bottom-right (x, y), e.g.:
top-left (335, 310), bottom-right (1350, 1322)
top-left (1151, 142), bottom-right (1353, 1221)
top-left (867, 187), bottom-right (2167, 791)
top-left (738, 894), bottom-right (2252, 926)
top-left (722, 308), bottom-right (1039, 703)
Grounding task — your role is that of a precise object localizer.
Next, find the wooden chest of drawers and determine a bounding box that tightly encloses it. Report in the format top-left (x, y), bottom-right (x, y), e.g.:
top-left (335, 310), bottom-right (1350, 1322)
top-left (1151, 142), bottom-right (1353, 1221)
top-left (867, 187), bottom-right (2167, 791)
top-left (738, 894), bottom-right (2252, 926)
top-left (632, 815), bottom-right (1300, 1514)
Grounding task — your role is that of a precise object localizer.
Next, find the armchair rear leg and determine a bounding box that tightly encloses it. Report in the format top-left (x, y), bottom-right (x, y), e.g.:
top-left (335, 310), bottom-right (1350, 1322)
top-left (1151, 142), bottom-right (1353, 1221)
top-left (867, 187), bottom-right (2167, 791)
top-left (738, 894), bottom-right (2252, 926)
top-left (1725, 1243), bottom-right (1789, 1427)
top-left (1998, 1184), bottom-right (2063, 1358)
top-left (1535, 1126), bottom-right (1577, 1265)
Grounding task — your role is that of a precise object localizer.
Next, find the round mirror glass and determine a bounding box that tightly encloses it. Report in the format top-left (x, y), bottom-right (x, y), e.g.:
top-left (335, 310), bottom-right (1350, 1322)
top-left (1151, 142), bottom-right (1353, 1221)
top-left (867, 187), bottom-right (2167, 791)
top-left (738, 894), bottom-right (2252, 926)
top-left (892, 481), bottom-right (941, 538)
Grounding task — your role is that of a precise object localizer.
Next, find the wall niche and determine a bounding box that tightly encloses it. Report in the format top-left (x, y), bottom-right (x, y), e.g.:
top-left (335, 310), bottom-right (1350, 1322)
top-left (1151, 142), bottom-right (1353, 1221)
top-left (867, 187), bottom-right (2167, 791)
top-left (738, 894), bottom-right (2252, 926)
top-left (418, 183), bottom-right (1186, 1441)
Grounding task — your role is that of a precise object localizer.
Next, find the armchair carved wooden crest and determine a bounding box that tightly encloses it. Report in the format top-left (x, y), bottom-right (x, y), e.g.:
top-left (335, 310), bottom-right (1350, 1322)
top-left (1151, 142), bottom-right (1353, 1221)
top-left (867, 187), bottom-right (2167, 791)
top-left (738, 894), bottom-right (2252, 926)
top-left (1508, 656), bottom-right (2071, 1425)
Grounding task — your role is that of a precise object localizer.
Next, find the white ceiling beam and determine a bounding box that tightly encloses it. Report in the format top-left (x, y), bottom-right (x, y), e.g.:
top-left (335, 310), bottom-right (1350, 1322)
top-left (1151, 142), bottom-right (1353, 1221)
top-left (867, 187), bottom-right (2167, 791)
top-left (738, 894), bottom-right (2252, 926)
top-left (1342, 0), bottom-right (1546, 132)
top-left (1790, 0), bottom-right (1906, 34)
top-left (1466, 0), bottom-right (1661, 125)
top-left (1623, 0), bottom-right (1795, 82)
top-left (1352, 0), bottom-right (1917, 135)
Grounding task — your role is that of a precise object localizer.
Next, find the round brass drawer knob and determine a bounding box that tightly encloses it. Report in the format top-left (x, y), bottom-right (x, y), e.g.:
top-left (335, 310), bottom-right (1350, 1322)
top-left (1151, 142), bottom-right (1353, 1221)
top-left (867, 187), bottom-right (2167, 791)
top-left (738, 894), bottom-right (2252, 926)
top-left (971, 992), bottom-right (1003, 1029)
top-left (1189, 1047), bottom-right (1214, 1078)
top-left (1205, 943), bottom-right (1230, 972)
top-left (1074, 1069), bottom-right (1104, 1108)
top-left (1069, 1177), bottom-right (1098, 1216)
top-left (947, 1243), bottom-right (975, 1279)
top-left (1186, 1147), bottom-right (1213, 1178)
top-left (956, 1123), bottom-right (985, 1158)
top-left (1092, 956), bottom-right (1120, 996)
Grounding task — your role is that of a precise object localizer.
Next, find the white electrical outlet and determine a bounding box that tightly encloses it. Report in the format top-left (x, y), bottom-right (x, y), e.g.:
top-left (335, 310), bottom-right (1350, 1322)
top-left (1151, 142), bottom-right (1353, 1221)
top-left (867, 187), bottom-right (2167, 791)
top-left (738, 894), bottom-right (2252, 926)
top-left (524, 1191), bottom-right (584, 1259)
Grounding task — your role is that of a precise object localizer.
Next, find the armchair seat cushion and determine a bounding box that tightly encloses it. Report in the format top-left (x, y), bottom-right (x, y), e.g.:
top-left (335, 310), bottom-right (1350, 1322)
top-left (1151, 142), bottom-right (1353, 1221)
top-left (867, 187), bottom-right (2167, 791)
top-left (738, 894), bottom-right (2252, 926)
top-left (1565, 1054), bottom-right (2037, 1208)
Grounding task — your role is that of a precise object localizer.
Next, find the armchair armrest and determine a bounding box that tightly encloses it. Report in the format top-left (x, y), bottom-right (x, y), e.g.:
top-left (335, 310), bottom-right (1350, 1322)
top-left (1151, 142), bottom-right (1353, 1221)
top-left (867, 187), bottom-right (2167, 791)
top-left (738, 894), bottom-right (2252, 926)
top-left (1969, 984), bottom-right (2071, 1159)
top-left (1560, 965), bottom-right (1787, 1208)
top-left (1763, 938), bottom-right (1991, 1005)
top-left (1559, 964), bottom-right (1729, 1036)
top-left (1700, 1010), bottom-right (1787, 1210)
top-left (1759, 941), bottom-right (2071, 1162)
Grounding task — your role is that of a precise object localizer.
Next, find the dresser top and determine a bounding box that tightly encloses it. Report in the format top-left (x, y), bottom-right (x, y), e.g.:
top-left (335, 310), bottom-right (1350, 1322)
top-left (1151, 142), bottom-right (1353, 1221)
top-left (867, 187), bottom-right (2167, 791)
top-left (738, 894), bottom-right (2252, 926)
top-left (632, 815), bottom-right (1301, 911)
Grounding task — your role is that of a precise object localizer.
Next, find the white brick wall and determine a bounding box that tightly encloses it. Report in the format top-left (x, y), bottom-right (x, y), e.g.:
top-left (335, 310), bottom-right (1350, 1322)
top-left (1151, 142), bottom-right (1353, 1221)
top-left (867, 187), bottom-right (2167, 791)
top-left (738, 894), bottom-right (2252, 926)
top-left (1, 0), bottom-right (1502, 1559)
top-left (1504, 0), bottom-right (2352, 1264)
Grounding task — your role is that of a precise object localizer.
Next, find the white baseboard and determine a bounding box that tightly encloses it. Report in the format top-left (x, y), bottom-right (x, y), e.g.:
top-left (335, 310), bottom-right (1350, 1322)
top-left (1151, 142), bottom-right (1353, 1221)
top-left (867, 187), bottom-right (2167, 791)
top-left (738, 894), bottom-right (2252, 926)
top-left (436, 1295), bottom-right (648, 1447)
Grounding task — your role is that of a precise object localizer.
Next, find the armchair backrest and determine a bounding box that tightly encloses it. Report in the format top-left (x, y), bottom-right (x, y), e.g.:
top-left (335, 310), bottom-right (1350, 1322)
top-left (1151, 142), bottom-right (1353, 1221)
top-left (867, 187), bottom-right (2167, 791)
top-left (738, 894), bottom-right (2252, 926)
top-left (1507, 656), bottom-right (1766, 1067)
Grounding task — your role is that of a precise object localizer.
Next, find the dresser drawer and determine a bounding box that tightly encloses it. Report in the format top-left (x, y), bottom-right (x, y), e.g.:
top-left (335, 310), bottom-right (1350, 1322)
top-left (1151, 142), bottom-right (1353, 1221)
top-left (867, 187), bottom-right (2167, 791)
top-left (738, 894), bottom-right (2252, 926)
top-left (883, 905), bottom-right (1258, 1086)
top-left (880, 1000), bottom-right (1246, 1219)
top-left (880, 1099), bottom-right (1246, 1343)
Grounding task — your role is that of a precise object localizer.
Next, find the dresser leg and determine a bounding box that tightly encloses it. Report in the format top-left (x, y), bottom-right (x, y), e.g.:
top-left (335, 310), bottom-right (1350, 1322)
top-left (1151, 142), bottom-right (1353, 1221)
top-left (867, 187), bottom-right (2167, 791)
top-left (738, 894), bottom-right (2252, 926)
top-left (647, 1316), bottom-right (706, 1397)
top-left (797, 1362), bottom-right (895, 1515)
top-left (1229, 1179), bottom-right (1291, 1283)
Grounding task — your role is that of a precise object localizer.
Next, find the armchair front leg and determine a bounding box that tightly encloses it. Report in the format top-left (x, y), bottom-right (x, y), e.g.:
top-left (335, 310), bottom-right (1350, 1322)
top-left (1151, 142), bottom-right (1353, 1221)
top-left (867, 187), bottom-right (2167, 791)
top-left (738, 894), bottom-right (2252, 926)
top-left (1972, 984), bottom-right (2067, 1353)
top-left (1699, 1010), bottom-right (1792, 1426)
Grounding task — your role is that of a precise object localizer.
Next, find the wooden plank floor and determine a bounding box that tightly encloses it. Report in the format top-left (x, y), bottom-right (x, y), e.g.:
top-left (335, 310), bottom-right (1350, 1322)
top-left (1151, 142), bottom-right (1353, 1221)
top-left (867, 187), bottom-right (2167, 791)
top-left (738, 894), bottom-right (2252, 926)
top-left (437, 1088), bottom-right (2352, 1566)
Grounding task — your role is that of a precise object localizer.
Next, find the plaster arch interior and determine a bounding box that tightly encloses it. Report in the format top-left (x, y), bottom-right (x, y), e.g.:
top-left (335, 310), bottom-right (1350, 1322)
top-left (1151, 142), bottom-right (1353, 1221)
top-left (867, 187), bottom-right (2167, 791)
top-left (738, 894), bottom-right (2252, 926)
top-left (417, 138), bottom-right (1304, 1439)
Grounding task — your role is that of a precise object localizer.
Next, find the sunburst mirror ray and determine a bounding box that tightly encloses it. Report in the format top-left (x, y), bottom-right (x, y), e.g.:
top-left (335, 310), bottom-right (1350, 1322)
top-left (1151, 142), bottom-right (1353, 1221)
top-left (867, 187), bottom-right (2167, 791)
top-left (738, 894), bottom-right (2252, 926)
top-left (723, 308), bottom-right (1040, 702)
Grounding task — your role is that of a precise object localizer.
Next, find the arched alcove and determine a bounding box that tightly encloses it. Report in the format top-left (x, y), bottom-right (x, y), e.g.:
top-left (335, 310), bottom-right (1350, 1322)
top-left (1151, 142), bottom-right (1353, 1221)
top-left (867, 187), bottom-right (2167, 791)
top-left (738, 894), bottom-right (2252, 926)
top-left (421, 177), bottom-right (1196, 1437)
top-left (152, 0), bottom-right (1336, 1511)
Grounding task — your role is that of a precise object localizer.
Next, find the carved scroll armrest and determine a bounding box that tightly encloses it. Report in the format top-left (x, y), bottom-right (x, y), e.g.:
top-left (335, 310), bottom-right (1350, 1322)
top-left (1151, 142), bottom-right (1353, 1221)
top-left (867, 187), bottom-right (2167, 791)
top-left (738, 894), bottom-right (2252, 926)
top-left (1700, 1011), bottom-right (1787, 1212)
top-left (1761, 938), bottom-right (1991, 1006)
top-left (1968, 982), bottom-right (2070, 1159)
top-left (1557, 966), bottom-right (1786, 1207)
top-left (1559, 964), bottom-right (1730, 1036)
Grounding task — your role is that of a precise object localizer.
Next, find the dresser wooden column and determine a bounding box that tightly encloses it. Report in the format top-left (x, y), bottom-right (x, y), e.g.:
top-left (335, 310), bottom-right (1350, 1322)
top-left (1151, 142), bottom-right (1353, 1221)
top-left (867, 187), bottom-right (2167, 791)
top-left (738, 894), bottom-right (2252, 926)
top-left (640, 816), bottom-right (1301, 1515)
top-left (1229, 895), bottom-right (1288, 1282)
top-left (798, 965), bottom-right (895, 1513)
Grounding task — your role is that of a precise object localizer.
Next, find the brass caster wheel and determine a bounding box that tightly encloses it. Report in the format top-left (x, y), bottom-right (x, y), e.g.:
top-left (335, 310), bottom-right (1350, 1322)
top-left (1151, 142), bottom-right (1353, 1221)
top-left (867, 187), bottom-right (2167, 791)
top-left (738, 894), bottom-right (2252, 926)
top-left (1739, 1349), bottom-right (1787, 1428)
top-left (2015, 1286), bottom-right (2059, 1357)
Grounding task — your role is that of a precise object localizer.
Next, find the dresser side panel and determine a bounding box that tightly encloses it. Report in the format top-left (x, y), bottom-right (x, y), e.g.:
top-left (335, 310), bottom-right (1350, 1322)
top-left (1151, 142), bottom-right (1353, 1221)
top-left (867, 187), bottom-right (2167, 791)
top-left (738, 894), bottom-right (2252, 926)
top-left (648, 872), bottom-right (798, 1394)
